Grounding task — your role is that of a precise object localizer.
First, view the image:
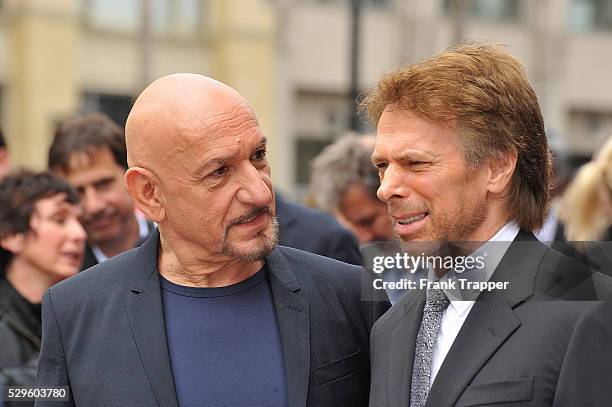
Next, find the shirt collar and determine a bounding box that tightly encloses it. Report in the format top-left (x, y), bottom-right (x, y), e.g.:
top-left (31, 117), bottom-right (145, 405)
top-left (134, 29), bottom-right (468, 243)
top-left (136, 211), bottom-right (151, 240)
top-left (448, 298), bottom-right (473, 315)
top-left (442, 220), bottom-right (520, 305)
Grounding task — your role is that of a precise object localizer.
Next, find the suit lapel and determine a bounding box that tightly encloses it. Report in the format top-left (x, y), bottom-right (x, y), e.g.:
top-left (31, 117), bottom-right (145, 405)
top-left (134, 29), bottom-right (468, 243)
top-left (125, 230), bottom-right (179, 407)
top-left (266, 248), bottom-right (310, 407)
top-left (426, 231), bottom-right (542, 406)
top-left (425, 293), bottom-right (520, 406)
top-left (388, 289), bottom-right (425, 407)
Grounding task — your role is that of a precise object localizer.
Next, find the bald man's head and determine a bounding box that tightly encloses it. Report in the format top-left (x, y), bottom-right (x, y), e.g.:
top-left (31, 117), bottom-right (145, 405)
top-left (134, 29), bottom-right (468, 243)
top-left (125, 74), bottom-right (257, 171)
top-left (123, 74), bottom-right (276, 265)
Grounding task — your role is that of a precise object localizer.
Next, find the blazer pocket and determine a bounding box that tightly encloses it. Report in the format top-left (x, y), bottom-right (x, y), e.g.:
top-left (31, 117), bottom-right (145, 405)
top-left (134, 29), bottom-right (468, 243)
top-left (457, 378), bottom-right (534, 406)
top-left (312, 348), bottom-right (364, 386)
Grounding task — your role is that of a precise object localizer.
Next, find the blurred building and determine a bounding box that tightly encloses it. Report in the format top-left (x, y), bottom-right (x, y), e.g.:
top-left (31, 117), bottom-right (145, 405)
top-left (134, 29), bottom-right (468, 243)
top-left (1, 0), bottom-right (612, 197)
top-left (0, 0), bottom-right (279, 183)
top-left (285, 0), bottom-right (612, 197)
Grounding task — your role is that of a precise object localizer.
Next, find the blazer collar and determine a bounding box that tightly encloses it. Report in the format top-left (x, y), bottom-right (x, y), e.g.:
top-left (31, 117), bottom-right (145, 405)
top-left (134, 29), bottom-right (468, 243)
top-left (489, 229), bottom-right (544, 307)
top-left (265, 247), bottom-right (310, 407)
top-left (125, 229), bottom-right (178, 407)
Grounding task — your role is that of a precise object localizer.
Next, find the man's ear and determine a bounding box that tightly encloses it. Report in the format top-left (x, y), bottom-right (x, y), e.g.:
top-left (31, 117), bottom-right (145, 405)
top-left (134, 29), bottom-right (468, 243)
top-left (487, 151), bottom-right (517, 195)
top-left (1, 234), bottom-right (25, 254)
top-left (124, 167), bottom-right (166, 223)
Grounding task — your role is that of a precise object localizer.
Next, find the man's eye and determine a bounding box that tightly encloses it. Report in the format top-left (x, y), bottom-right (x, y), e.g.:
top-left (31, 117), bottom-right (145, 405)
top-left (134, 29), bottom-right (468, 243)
top-left (94, 179), bottom-right (114, 190)
top-left (210, 166), bottom-right (227, 177)
top-left (51, 215), bottom-right (68, 225)
top-left (358, 217), bottom-right (374, 227)
top-left (376, 163), bottom-right (388, 170)
top-left (252, 149), bottom-right (267, 162)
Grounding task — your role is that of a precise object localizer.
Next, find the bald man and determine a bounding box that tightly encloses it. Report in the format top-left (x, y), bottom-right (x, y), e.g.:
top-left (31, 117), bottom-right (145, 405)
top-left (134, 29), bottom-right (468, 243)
top-left (35, 74), bottom-right (389, 407)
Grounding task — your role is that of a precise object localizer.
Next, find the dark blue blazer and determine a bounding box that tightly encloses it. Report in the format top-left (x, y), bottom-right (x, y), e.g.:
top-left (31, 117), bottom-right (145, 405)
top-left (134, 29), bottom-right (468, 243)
top-left (276, 195), bottom-right (362, 266)
top-left (36, 229), bottom-right (389, 407)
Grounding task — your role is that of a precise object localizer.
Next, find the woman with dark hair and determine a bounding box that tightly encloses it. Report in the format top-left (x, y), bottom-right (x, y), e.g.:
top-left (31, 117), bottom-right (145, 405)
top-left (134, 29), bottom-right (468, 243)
top-left (0, 171), bottom-right (85, 374)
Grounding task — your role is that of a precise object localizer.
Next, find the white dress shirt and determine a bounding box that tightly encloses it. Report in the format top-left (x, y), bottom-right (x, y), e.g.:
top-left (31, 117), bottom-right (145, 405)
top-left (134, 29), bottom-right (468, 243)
top-left (429, 221), bottom-right (520, 385)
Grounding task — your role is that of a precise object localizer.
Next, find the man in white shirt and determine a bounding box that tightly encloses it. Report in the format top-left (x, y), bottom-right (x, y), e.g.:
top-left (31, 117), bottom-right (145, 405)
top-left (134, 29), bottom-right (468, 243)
top-left (365, 43), bottom-right (612, 407)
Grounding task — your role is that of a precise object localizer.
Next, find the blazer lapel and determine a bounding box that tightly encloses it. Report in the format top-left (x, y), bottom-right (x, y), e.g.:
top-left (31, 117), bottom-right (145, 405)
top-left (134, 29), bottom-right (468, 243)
top-left (266, 248), bottom-right (310, 407)
top-left (425, 293), bottom-right (520, 406)
top-left (388, 289), bottom-right (425, 407)
top-left (125, 230), bottom-right (179, 407)
top-left (426, 231), bottom-right (542, 406)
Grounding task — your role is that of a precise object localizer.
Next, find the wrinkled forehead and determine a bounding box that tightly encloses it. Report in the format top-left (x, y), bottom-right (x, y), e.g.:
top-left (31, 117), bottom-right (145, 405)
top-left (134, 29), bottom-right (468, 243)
top-left (127, 90), bottom-right (260, 164)
top-left (160, 100), bottom-right (260, 150)
top-left (197, 101), bottom-right (259, 136)
top-left (141, 102), bottom-right (263, 177)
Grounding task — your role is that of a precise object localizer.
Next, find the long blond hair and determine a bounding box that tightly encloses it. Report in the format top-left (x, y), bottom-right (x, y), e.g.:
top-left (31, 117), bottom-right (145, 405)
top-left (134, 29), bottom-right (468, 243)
top-left (560, 136), bottom-right (612, 241)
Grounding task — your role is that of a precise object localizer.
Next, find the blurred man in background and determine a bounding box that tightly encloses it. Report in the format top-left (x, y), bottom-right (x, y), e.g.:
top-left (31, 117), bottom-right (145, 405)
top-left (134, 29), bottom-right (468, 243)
top-left (48, 113), bottom-right (154, 270)
top-left (275, 193), bottom-right (362, 265)
top-left (311, 134), bottom-right (392, 244)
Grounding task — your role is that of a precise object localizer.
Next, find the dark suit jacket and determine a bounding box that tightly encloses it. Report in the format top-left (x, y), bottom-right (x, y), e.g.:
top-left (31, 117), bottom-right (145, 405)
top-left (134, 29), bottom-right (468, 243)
top-left (369, 231), bottom-right (612, 407)
top-left (276, 195), bottom-right (362, 266)
top-left (36, 229), bottom-right (389, 407)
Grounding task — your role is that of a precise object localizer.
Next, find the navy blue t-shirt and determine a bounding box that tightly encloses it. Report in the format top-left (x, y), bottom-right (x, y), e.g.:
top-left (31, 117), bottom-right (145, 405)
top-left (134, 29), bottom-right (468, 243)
top-left (161, 266), bottom-right (288, 407)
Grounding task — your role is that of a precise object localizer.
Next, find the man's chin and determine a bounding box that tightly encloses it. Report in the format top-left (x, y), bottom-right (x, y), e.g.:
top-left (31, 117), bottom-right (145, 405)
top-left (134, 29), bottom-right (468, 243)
top-left (86, 225), bottom-right (121, 244)
top-left (221, 218), bottom-right (279, 262)
top-left (397, 233), bottom-right (444, 256)
top-left (222, 239), bottom-right (277, 262)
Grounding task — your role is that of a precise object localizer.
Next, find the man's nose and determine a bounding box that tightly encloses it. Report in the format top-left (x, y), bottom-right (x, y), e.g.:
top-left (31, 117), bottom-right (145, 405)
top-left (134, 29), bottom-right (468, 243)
top-left (377, 165), bottom-right (408, 203)
top-left (235, 165), bottom-right (273, 207)
top-left (82, 188), bottom-right (105, 215)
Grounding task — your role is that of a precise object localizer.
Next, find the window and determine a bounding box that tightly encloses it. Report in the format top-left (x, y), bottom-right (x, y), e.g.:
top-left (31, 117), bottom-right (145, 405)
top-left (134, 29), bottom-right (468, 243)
top-left (301, 0), bottom-right (390, 8)
top-left (81, 0), bottom-right (140, 33)
top-left (295, 137), bottom-right (334, 186)
top-left (569, 0), bottom-right (612, 31)
top-left (82, 92), bottom-right (134, 127)
top-left (293, 91), bottom-right (353, 187)
top-left (442, 0), bottom-right (522, 22)
top-left (151, 0), bottom-right (201, 37)
top-left (81, 0), bottom-right (202, 37)
top-left (568, 109), bottom-right (612, 151)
